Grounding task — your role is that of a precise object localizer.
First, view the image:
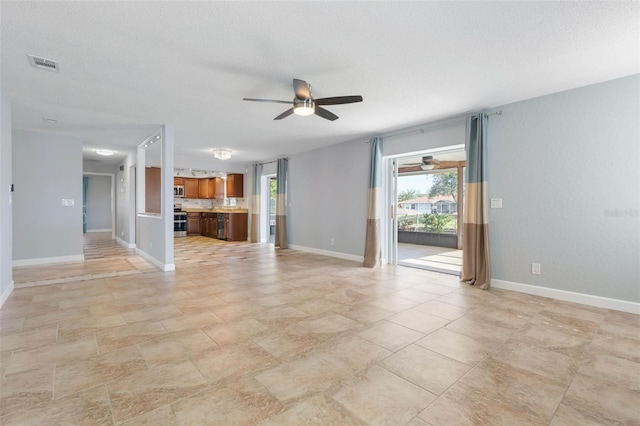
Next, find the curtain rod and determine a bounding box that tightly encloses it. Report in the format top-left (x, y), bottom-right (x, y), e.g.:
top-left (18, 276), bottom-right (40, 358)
top-left (366, 109), bottom-right (503, 142)
top-left (255, 157), bottom-right (289, 166)
top-left (474, 110), bottom-right (502, 118)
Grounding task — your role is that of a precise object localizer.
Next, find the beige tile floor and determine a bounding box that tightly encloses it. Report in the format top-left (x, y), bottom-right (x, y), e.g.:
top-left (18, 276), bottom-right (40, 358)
top-left (1, 233), bottom-right (639, 425)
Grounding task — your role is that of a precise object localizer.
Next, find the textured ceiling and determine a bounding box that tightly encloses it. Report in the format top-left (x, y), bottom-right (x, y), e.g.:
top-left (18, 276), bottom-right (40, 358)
top-left (1, 1), bottom-right (638, 167)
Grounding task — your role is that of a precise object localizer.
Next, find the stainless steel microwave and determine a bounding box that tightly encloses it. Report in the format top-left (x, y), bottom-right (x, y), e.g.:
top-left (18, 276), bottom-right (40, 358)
top-left (174, 185), bottom-right (184, 197)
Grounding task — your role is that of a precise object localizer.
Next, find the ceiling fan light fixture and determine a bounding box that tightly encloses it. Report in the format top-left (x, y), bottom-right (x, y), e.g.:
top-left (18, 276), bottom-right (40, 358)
top-left (213, 149), bottom-right (232, 160)
top-left (293, 99), bottom-right (315, 116)
top-left (420, 164), bottom-right (435, 171)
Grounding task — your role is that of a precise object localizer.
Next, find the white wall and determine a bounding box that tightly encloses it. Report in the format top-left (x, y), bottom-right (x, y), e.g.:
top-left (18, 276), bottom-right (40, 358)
top-left (0, 87), bottom-right (13, 307)
top-left (12, 129), bottom-right (84, 264)
top-left (488, 74), bottom-right (639, 305)
top-left (115, 152), bottom-right (136, 246)
top-left (84, 175), bottom-right (112, 231)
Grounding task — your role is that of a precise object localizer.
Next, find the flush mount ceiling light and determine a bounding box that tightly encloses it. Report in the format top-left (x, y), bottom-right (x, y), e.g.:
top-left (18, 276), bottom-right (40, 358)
top-left (293, 98), bottom-right (315, 116)
top-left (96, 149), bottom-right (115, 156)
top-left (213, 149), bottom-right (232, 160)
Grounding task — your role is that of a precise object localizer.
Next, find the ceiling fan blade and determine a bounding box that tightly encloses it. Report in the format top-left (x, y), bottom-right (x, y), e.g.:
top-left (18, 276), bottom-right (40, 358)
top-left (315, 95), bottom-right (363, 106)
top-left (243, 98), bottom-right (293, 105)
top-left (274, 108), bottom-right (294, 120)
top-left (398, 166), bottom-right (423, 173)
top-left (315, 106), bottom-right (339, 121)
top-left (293, 79), bottom-right (311, 100)
top-left (433, 161), bottom-right (462, 169)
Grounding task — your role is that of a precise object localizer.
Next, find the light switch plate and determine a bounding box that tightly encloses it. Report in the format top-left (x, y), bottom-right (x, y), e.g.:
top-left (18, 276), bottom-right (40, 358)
top-left (490, 198), bottom-right (503, 208)
top-left (61, 198), bottom-right (75, 206)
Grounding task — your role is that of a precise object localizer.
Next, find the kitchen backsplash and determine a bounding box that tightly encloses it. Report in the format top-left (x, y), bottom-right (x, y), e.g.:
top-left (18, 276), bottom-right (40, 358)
top-left (175, 198), bottom-right (247, 209)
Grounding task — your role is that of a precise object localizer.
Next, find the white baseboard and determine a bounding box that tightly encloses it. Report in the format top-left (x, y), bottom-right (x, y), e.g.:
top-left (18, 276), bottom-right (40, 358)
top-left (289, 244), bottom-right (364, 263)
top-left (12, 254), bottom-right (84, 267)
top-left (116, 237), bottom-right (135, 249)
top-left (86, 229), bottom-right (112, 233)
top-left (491, 279), bottom-right (640, 314)
top-left (0, 280), bottom-right (14, 309)
top-left (134, 248), bottom-right (174, 272)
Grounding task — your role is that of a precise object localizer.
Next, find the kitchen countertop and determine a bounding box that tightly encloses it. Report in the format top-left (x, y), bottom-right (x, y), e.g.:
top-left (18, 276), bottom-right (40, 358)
top-left (184, 208), bottom-right (248, 213)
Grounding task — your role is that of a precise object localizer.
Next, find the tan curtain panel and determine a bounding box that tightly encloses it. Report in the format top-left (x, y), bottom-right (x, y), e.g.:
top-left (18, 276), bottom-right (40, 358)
top-left (461, 113), bottom-right (491, 289)
top-left (363, 137), bottom-right (382, 267)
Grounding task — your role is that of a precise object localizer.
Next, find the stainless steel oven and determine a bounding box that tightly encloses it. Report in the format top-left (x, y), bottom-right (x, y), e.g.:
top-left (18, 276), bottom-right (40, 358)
top-left (173, 204), bottom-right (187, 237)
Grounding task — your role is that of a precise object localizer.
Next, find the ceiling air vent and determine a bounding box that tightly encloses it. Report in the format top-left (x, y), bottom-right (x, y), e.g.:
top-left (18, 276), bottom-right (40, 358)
top-left (28, 55), bottom-right (59, 72)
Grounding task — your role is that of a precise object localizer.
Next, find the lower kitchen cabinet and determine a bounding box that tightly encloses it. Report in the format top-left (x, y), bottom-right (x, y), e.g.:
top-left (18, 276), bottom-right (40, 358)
top-left (186, 212), bottom-right (201, 235)
top-left (227, 212), bottom-right (248, 242)
top-left (201, 213), bottom-right (217, 238)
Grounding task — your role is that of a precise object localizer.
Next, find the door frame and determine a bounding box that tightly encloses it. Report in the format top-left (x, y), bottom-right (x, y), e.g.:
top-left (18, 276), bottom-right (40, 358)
top-left (381, 144), bottom-right (465, 266)
top-left (82, 172), bottom-right (116, 240)
top-left (260, 174), bottom-right (276, 243)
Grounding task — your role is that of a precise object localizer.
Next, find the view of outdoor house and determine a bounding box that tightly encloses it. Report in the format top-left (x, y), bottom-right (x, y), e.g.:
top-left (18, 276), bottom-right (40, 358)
top-left (397, 195), bottom-right (457, 232)
top-left (396, 170), bottom-right (461, 235)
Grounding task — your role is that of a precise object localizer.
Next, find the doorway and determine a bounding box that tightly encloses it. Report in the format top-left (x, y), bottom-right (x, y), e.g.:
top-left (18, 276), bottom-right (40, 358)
top-left (268, 176), bottom-right (276, 243)
top-left (82, 173), bottom-right (115, 239)
top-left (385, 148), bottom-right (465, 275)
top-left (259, 174), bottom-right (277, 243)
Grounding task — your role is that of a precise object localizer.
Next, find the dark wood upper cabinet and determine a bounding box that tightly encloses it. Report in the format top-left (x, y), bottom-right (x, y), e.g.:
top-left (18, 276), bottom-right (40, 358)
top-left (183, 178), bottom-right (199, 198)
top-left (226, 174), bottom-right (244, 198)
top-left (198, 178), bottom-right (215, 199)
top-left (214, 177), bottom-right (225, 199)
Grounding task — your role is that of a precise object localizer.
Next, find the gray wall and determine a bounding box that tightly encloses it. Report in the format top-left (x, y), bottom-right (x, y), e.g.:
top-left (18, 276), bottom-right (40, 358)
top-left (85, 175), bottom-right (112, 231)
top-left (488, 74), bottom-right (639, 303)
top-left (283, 75), bottom-right (638, 305)
top-left (289, 138), bottom-right (370, 256)
top-left (0, 87), bottom-right (12, 304)
top-left (135, 125), bottom-right (175, 270)
top-left (286, 118), bottom-right (467, 258)
top-left (12, 129), bottom-right (83, 262)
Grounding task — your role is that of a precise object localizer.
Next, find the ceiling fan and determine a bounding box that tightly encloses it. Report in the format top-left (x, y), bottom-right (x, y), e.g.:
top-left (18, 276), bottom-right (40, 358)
top-left (403, 156), bottom-right (441, 170)
top-left (242, 79), bottom-right (363, 121)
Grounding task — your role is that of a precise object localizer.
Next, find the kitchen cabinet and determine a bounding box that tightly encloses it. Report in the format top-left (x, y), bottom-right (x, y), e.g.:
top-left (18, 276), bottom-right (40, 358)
top-left (226, 174), bottom-right (244, 198)
top-left (145, 167), bottom-right (161, 214)
top-left (201, 213), bottom-right (217, 238)
top-left (227, 212), bottom-right (248, 241)
top-left (173, 177), bottom-right (184, 186)
top-left (183, 178), bottom-right (199, 198)
top-left (186, 212), bottom-right (201, 235)
top-left (214, 177), bottom-right (225, 199)
top-left (198, 178), bottom-right (216, 199)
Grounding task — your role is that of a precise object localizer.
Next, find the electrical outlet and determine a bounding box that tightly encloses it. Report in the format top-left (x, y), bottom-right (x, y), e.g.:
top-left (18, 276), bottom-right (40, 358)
top-left (490, 198), bottom-right (503, 208)
top-left (531, 263), bottom-right (541, 275)
top-left (330, 238), bottom-right (335, 245)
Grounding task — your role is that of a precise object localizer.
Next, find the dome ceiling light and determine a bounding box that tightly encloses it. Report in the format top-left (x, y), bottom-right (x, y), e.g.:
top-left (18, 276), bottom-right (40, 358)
top-left (213, 149), bottom-right (232, 160)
